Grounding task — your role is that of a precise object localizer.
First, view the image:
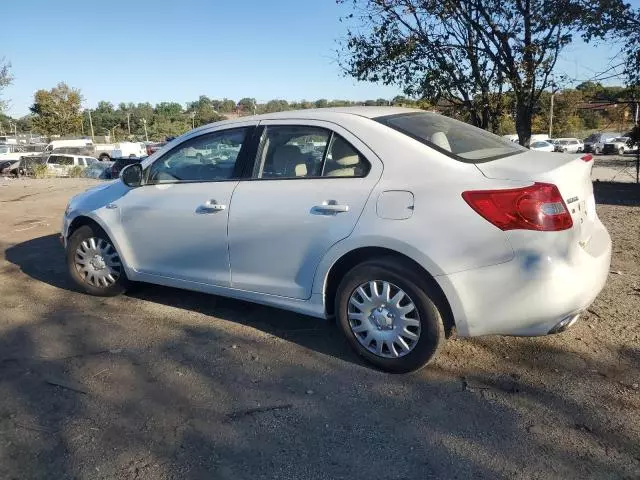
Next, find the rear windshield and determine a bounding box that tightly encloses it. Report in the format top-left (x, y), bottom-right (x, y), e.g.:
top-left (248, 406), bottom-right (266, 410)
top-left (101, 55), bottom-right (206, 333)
top-left (376, 112), bottom-right (526, 163)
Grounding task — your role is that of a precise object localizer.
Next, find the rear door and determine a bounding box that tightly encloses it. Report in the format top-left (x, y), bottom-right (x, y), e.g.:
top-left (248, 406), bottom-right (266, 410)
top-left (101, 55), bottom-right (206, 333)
top-left (228, 120), bottom-right (382, 299)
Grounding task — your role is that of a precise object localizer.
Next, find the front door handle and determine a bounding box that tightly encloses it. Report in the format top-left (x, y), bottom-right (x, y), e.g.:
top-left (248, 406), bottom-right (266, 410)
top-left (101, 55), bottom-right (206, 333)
top-left (196, 200), bottom-right (227, 214)
top-left (311, 202), bottom-right (349, 215)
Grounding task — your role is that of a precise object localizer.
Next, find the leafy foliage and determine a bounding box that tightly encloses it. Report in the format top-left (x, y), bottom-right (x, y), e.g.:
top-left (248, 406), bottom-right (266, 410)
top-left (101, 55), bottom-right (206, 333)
top-left (0, 58), bottom-right (13, 113)
top-left (68, 165), bottom-right (84, 178)
top-left (580, 0), bottom-right (640, 87)
top-left (30, 83), bottom-right (83, 136)
top-left (338, 0), bottom-right (585, 144)
top-left (32, 163), bottom-right (48, 179)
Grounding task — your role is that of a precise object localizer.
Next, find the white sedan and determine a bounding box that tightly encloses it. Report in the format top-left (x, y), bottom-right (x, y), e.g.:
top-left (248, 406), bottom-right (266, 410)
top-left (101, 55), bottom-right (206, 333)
top-left (529, 140), bottom-right (555, 152)
top-left (61, 108), bottom-right (611, 372)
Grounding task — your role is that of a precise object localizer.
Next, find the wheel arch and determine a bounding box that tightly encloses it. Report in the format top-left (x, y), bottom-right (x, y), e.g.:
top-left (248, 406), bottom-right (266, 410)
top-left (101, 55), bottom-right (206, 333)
top-left (67, 215), bottom-right (104, 239)
top-left (323, 246), bottom-right (456, 338)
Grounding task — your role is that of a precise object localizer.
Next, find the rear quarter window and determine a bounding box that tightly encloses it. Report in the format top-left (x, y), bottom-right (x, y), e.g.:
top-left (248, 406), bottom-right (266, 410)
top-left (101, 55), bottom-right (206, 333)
top-left (376, 112), bottom-right (525, 163)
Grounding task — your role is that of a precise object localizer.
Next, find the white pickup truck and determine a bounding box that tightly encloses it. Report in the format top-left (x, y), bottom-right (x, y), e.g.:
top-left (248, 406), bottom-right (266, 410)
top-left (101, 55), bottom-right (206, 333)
top-left (40, 139), bottom-right (146, 161)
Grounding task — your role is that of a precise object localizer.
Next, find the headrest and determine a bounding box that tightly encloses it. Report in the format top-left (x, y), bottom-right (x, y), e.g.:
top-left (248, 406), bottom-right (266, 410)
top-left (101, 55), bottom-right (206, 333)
top-left (430, 132), bottom-right (451, 152)
top-left (336, 154), bottom-right (359, 166)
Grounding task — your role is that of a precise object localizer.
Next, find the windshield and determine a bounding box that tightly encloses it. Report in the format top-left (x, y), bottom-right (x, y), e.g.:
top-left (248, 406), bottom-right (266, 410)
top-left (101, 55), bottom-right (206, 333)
top-left (375, 112), bottom-right (526, 163)
top-left (0, 146), bottom-right (10, 154)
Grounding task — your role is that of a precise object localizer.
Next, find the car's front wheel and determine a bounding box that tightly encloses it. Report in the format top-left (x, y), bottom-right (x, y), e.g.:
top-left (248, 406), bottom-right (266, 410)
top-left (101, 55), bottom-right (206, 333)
top-left (67, 225), bottom-right (128, 296)
top-left (335, 257), bottom-right (445, 373)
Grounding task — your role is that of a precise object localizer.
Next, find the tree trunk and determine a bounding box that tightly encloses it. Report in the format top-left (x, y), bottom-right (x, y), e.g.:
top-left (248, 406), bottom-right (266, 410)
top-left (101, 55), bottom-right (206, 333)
top-left (515, 102), bottom-right (532, 146)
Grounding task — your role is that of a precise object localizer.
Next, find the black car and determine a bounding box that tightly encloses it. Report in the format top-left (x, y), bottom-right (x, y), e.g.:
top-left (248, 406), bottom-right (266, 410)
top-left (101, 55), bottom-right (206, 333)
top-left (110, 156), bottom-right (145, 179)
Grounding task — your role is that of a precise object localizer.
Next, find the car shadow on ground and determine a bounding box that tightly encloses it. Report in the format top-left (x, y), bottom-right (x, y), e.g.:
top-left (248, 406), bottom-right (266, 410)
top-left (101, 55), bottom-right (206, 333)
top-left (4, 233), bottom-right (360, 367)
top-left (3, 235), bottom-right (639, 478)
top-left (593, 180), bottom-right (640, 206)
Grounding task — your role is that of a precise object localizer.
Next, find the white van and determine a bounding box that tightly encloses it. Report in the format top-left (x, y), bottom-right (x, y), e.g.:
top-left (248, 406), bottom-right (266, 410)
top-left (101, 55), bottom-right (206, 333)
top-left (43, 139), bottom-right (94, 154)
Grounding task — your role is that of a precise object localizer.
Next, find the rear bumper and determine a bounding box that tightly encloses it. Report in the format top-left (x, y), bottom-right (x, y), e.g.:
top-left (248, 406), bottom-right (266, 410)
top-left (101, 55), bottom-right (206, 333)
top-left (436, 223), bottom-right (612, 337)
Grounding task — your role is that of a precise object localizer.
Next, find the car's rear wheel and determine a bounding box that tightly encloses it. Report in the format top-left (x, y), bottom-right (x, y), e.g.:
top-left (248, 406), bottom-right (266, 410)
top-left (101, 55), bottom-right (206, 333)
top-left (99, 154), bottom-right (110, 162)
top-left (67, 225), bottom-right (128, 296)
top-left (335, 257), bottom-right (445, 373)
top-left (619, 147), bottom-right (625, 155)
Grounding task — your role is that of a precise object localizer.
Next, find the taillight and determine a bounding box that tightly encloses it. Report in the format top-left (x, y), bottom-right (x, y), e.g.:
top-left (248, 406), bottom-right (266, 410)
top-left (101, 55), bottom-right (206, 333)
top-left (462, 183), bottom-right (573, 231)
top-left (580, 154), bottom-right (593, 162)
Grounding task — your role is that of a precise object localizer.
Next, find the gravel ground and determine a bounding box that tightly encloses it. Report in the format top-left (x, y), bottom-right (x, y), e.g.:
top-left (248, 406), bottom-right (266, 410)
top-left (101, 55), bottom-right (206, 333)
top-left (0, 177), bottom-right (639, 480)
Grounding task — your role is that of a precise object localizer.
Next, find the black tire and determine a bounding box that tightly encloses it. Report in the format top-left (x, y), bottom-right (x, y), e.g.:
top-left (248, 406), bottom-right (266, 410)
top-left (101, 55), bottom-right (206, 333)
top-left (619, 147), bottom-right (625, 155)
top-left (594, 146), bottom-right (600, 155)
top-left (99, 154), bottom-right (111, 162)
top-left (66, 224), bottom-right (128, 297)
top-left (335, 257), bottom-right (446, 373)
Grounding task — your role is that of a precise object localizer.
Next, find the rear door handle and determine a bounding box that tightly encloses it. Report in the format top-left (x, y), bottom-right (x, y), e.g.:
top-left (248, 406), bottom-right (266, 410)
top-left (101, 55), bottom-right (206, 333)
top-left (311, 202), bottom-right (349, 215)
top-left (196, 200), bottom-right (227, 214)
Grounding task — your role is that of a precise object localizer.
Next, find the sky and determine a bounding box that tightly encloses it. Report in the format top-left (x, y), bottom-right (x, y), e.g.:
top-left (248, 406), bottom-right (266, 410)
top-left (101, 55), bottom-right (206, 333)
top-left (1, 0), bottom-right (636, 117)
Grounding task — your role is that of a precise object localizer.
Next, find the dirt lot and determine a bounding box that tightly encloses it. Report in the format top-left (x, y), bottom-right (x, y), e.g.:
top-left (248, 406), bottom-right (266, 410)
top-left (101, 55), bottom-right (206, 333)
top-left (0, 178), bottom-right (639, 480)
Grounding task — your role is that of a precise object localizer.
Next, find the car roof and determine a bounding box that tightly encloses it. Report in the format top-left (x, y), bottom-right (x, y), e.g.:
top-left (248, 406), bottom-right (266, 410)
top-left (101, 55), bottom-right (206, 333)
top-left (192, 106), bottom-right (421, 132)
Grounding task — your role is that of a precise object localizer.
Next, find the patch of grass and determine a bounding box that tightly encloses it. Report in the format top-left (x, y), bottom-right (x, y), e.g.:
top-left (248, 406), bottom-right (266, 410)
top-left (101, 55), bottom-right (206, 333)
top-left (32, 164), bottom-right (49, 179)
top-left (68, 165), bottom-right (85, 178)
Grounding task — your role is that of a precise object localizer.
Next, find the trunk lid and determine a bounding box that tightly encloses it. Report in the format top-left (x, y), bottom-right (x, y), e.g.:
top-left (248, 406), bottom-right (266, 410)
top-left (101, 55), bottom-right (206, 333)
top-left (475, 150), bottom-right (596, 241)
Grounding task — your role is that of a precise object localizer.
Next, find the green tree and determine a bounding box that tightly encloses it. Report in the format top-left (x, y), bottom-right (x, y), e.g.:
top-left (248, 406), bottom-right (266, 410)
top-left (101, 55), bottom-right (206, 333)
top-left (218, 99), bottom-right (236, 113)
top-left (238, 98), bottom-right (256, 114)
top-left (30, 82), bottom-right (83, 135)
top-left (581, 0), bottom-right (640, 86)
top-left (262, 99), bottom-right (289, 113)
top-left (0, 58), bottom-right (12, 113)
top-left (339, 0), bottom-right (585, 145)
top-left (314, 99), bottom-right (329, 108)
top-left (155, 102), bottom-right (183, 118)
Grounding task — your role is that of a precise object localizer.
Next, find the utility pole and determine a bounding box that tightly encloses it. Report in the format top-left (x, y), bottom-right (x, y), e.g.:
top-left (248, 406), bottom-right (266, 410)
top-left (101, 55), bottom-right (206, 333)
top-left (190, 111), bottom-right (196, 129)
top-left (548, 93), bottom-right (554, 138)
top-left (142, 118), bottom-right (148, 142)
top-left (88, 109), bottom-right (95, 141)
top-left (127, 112), bottom-right (131, 135)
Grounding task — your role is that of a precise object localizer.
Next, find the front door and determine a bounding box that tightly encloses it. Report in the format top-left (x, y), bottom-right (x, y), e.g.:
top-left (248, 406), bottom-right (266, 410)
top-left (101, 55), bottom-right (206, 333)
top-left (228, 121), bottom-right (382, 299)
top-left (116, 126), bottom-right (254, 286)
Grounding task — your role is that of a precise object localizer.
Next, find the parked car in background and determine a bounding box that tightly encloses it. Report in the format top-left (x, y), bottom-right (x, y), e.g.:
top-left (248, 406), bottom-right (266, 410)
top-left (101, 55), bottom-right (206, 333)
top-left (146, 142), bottom-right (166, 156)
top-left (583, 132), bottom-right (621, 154)
top-left (46, 154), bottom-right (97, 177)
top-left (61, 107), bottom-right (611, 373)
top-left (83, 161), bottom-right (114, 179)
top-left (0, 159), bottom-right (19, 174)
top-left (602, 137), bottom-right (634, 155)
top-left (553, 138), bottom-right (583, 153)
top-left (529, 140), bottom-right (555, 152)
top-left (110, 156), bottom-right (145, 179)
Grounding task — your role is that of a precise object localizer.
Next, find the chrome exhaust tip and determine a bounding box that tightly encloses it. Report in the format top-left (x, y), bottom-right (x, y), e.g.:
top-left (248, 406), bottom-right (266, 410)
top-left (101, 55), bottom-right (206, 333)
top-left (548, 312), bottom-right (581, 334)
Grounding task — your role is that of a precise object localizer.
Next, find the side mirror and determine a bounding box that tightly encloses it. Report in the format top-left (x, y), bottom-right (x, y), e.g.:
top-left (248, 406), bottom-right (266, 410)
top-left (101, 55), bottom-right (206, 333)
top-left (120, 163), bottom-right (143, 187)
